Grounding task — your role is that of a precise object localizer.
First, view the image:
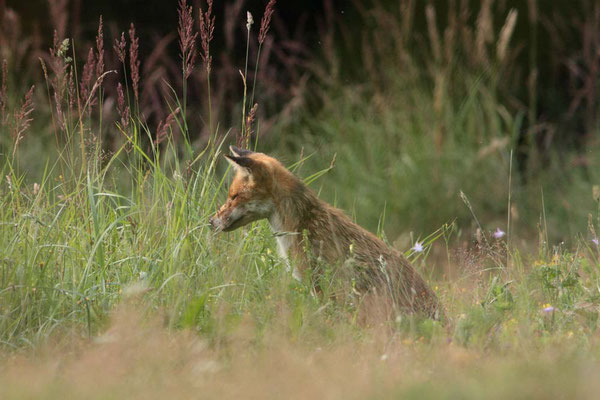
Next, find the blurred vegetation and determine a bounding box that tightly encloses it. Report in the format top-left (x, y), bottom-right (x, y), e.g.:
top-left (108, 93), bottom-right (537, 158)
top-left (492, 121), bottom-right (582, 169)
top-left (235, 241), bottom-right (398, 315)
top-left (268, 0), bottom-right (600, 243)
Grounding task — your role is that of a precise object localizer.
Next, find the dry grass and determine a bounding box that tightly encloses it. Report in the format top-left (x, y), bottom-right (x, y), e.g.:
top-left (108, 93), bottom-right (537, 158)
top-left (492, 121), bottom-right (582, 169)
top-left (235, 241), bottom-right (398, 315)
top-left (2, 297), bottom-right (600, 400)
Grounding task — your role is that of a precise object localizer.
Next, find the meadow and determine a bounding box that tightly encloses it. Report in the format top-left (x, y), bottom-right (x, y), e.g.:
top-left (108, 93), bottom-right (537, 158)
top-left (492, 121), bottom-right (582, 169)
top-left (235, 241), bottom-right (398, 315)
top-left (2, 0), bottom-right (600, 398)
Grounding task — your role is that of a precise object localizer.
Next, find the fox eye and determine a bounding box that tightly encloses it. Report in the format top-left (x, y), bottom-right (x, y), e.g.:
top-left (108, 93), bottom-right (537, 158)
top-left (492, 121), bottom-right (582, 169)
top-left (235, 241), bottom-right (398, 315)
top-left (230, 193), bottom-right (238, 200)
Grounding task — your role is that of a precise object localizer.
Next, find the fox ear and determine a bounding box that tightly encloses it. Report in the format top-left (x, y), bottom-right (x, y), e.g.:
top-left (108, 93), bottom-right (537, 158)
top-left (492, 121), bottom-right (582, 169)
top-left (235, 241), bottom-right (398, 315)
top-left (225, 154), bottom-right (255, 176)
top-left (229, 145), bottom-right (255, 157)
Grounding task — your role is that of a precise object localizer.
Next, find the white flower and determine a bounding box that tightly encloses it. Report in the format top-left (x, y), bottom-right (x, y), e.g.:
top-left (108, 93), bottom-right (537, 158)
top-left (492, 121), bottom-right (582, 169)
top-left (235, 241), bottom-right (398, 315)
top-left (411, 241), bottom-right (423, 253)
top-left (493, 228), bottom-right (506, 239)
top-left (592, 238), bottom-right (599, 246)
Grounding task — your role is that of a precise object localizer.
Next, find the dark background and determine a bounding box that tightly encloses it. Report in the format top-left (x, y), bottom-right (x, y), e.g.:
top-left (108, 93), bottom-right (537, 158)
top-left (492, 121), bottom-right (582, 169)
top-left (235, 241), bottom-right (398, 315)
top-left (7, 0), bottom-right (595, 145)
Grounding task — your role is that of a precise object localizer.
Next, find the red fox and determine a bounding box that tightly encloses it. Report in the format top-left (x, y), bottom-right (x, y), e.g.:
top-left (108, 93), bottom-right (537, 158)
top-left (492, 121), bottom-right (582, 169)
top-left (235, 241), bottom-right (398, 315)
top-left (210, 146), bottom-right (445, 320)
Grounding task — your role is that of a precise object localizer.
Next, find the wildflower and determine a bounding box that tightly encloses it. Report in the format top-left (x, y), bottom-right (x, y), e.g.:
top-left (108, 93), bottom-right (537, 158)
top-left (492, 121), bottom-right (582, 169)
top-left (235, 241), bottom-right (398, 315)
top-left (592, 238), bottom-right (599, 246)
top-left (542, 304), bottom-right (555, 313)
top-left (533, 260), bottom-right (544, 267)
top-left (493, 228), bottom-right (505, 239)
top-left (411, 241), bottom-right (423, 253)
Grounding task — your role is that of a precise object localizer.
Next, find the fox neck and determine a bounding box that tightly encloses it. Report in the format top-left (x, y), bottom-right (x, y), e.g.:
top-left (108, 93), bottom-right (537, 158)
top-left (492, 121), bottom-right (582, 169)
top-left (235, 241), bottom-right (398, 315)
top-left (268, 178), bottom-right (320, 262)
top-left (268, 180), bottom-right (319, 234)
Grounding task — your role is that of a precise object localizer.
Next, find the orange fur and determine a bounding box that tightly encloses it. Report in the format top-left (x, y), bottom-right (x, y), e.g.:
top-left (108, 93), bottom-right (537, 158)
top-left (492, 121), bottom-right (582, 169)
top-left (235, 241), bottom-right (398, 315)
top-left (210, 147), bottom-right (445, 320)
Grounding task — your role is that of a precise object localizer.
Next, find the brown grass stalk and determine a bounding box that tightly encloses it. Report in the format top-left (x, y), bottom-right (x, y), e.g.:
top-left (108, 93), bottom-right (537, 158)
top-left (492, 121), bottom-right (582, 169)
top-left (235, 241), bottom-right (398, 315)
top-left (79, 48), bottom-right (96, 110)
top-left (425, 5), bottom-right (442, 63)
top-left (113, 32), bottom-right (126, 65)
top-left (95, 16), bottom-right (105, 88)
top-left (497, 9), bottom-right (518, 63)
top-left (198, 0), bottom-right (214, 72)
top-left (128, 23), bottom-right (140, 103)
top-left (476, 0), bottom-right (494, 65)
top-left (199, 0), bottom-right (214, 133)
top-left (155, 106), bottom-right (180, 145)
top-left (116, 82), bottom-right (129, 131)
top-left (259, 0), bottom-right (276, 45)
top-left (240, 102), bottom-right (257, 148)
top-left (178, 0), bottom-right (197, 80)
top-left (11, 85), bottom-right (35, 159)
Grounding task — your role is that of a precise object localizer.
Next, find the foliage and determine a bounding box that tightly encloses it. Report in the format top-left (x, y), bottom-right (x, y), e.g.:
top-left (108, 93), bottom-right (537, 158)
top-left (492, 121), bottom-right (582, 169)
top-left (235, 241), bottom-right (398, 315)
top-left (2, 1), bottom-right (600, 397)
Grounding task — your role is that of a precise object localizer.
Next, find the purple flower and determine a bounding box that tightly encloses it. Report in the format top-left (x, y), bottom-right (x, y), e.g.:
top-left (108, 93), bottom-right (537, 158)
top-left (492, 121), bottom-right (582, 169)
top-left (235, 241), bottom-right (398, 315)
top-left (493, 228), bottom-right (506, 239)
top-left (543, 306), bottom-right (555, 313)
top-left (592, 238), bottom-right (599, 246)
top-left (411, 241), bottom-right (423, 253)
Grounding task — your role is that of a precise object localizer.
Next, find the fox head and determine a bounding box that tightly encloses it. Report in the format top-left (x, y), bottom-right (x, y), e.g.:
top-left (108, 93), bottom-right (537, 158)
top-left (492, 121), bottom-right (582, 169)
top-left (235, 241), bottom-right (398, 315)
top-left (209, 146), bottom-right (290, 232)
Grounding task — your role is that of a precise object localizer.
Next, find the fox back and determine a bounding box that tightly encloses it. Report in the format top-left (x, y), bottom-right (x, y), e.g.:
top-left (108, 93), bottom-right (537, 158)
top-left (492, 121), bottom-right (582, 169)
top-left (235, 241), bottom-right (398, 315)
top-left (210, 146), bottom-right (444, 320)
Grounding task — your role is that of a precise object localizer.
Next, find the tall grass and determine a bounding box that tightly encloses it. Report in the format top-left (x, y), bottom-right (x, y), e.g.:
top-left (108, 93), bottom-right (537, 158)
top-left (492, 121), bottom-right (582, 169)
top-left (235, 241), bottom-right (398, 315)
top-left (1, 5), bottom-right (600, 400)
top-left (0, 0), bottom-right (299, 349)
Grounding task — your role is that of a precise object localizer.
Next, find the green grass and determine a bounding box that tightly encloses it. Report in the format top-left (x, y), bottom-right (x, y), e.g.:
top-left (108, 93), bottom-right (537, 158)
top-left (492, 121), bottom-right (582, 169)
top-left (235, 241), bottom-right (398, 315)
top-left (1, 142), bottom-right (600, 399)
top-left (2, 130), bottom-right (600, 348)
top-left (0, 133), bottom-right (360, 348)
top-left (2, 1), bottom-right (600, 397)
top-left (3, 47), bottom-right (600, 398)
top-left (3, 95), bottom-right (600, 400)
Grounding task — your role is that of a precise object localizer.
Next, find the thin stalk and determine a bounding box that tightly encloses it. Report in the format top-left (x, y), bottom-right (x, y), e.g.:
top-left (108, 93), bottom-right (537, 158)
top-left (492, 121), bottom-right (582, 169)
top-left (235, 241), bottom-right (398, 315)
top-left (240, 71), bottom-right (247, 141)
top-left (181, 49), bottom-right (189, 137)
top-left (71, 39), bottom-right (87, 173)
top-left (40, 58), bottom-right (67, 180)
top-left (97, 86), bottom-right (103, 156)
top-left (207, 69), bottom-right (213, 135)
top-left (242, 24), bottom-right (251, 135)
top-left (250, 43), bottom-right (263, 108)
